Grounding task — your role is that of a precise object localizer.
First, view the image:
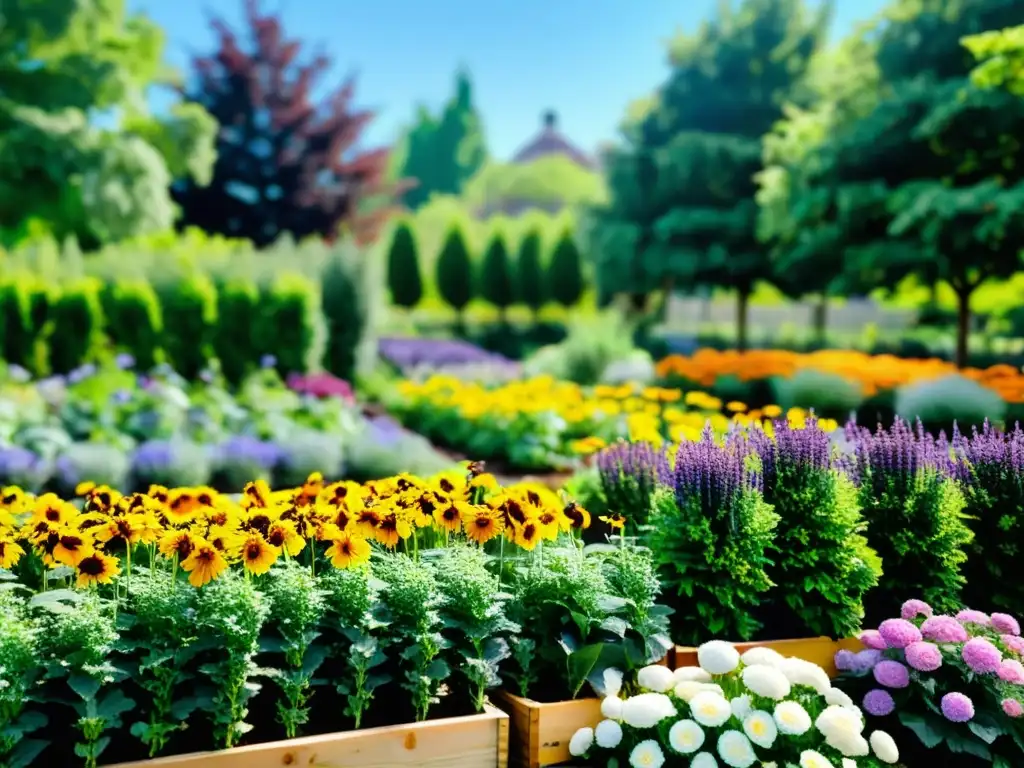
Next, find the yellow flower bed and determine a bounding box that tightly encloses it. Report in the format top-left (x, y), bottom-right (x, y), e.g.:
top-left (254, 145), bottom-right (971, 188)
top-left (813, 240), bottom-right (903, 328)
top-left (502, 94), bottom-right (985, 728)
top-left (655, 348), bottom-right (1024, 402)
top-left (0, 470), bottom-right (591, 590)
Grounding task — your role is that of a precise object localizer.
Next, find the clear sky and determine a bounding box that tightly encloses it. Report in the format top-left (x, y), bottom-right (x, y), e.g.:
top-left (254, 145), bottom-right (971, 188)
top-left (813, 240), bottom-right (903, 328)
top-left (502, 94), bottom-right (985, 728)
top-left (127, 0), bottom-right (889, 161)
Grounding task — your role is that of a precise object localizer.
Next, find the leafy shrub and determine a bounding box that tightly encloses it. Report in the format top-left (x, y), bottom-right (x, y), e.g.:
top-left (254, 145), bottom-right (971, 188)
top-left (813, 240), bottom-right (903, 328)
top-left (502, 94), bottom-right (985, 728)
top-left (480, 231), bottom-right (514, 318)
top-left (385, 221), bottom-right (423, 309)
top-left (852, 420), bottom-right (973, 622)
top-left (547, 229), bottom-right (584, 308)
top-left (0, 277), bottom-right (48, 373)
top-left (0, 446), bottom-right (52, 491)
top-left (48, 279), bottom-right (104, 374)
top-left (130, 439), bottom-right (212, 489)
top-left (523, 313), bottom-right (638, 385)
top-left (105, 279), bottom-right (163, 371)
top-left (212, 279), bottom-right (259, 385)
top-left (594, 441), bottom-right (670, 530)
top-left (771, 368), bottom-right (866, 420)
top-left (744, 422), bottom-right (881, 640)
top-left (255, 273), bottom-right (326, 375)
top-left (515, 229), bottom-right (545, 316)
top-left (435, 226), bottom-right (474, 321)
top-left (600, 349), bottom-right (656, 385)
top-left (158, 274), bottom-right (218, 379)
top-left (53, 442), bottom-right (131, 496)
top-left (895, 374), bottom-right (1007, 433)
top-left (273, 430), bottom-right (344, 488)
top-left (649, 432), bottom-right (779, 644)
top-left (321, 245), bottom-right (378, 382)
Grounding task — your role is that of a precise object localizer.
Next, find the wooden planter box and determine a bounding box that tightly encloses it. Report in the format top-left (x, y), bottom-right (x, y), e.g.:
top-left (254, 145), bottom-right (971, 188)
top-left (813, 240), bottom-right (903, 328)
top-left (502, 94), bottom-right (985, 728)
top-left (491, 690), bottom-right (599, 768)
top-left (674, 637), bottom-right (865, 679)
top-left (107, 705), bottom-right (509, 768)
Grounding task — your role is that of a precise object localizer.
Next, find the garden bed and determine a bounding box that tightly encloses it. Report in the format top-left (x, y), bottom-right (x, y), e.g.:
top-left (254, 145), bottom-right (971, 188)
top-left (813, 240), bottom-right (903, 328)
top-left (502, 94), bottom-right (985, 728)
top-left (107, 705), bottom-right (509, 768)
top-left (491, 691), bottom-right (598, 768)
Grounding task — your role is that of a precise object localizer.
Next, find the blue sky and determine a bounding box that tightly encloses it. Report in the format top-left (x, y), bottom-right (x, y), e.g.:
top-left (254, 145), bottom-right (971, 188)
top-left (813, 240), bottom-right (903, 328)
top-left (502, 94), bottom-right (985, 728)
top-left (128, 0), bottom-right (888, 161)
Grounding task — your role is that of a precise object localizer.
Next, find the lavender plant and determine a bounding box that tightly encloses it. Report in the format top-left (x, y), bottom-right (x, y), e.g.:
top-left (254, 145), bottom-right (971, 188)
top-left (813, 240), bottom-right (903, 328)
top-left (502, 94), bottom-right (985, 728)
top-left (954, 421), bottom-right (1024, 613)
top-left (743, 419), bottom-right (881, 639)
top-left (193, 572), bottom-right (269, 749)
top-left (648, 427), bottom-right (779, 644)
top-left (850, 419), bottom-right (973, 621)
top-left (595, 440), bottom-right (671, 531)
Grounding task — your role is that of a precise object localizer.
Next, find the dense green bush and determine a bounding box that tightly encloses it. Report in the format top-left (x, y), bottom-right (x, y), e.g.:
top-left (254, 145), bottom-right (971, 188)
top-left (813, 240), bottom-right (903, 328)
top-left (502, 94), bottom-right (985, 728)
top-left (480, 231), bottom-right (514, 320)
top-left (386, 222), bottom-right (423, 309)
top-left (322, 244), bottom-right (379, 382)
top-left (48, 279), bottom-right (104, 374)
top-left (771, 368), bottom-right (866, 420)
top-left (106, 279), bottom-right (163, 370)
top-left (213, 279), bottom-right (260, 384)
top-left (547, 229), bottom-right (584, 308)
top-left (255, 273), bottom-right (326, 375)
top-left (895, 374), bottom-right (1007, 432)
top-left (515, 229), bottom-right (545, 317)
top-left (435, 226), bottom-right (474, 324)
top-left (523, 312), bottom-right (638, 385)
top-left (158, 273), bottom-right (219, 379)
top-left (0, 277), bottom-right (47, 372)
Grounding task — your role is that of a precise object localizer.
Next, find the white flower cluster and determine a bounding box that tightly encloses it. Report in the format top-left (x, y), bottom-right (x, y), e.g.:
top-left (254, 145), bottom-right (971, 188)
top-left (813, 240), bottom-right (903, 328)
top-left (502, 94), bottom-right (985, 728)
top-left (568, 641), bottom-right (901, 768)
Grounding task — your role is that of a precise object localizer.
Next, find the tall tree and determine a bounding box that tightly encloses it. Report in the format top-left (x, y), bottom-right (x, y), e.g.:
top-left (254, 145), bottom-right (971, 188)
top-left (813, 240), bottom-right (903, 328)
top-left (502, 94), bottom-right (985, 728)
top-left (480, 230), bottom-right (514, 321)
top-left (398, 69), bottom-right (488, 209)
top-left (0, 0), bottom-right (217, 248)
top-left (788, 0), bottom-right (1024, 367)
top-left (548, 229), bottom-right (585, 308)
top-left (435, 225), bottom-right (474, 328)
top-left (516, 229), bottom-right (546, 319)
top-left (386, 222), bottom-right (423, 310)
top-left (585, 0), bottom-right (830, 349)
top-left (174, 0), bottom-right (395, 247)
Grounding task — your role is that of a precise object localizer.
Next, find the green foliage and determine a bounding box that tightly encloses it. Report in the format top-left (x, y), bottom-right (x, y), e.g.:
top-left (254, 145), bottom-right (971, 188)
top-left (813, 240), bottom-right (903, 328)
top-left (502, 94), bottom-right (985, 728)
top-left (771, 368), bottom-right (867, 420)
top-left (435, 226), bottom-right (475, 316)
top-left (479, 231), bottom-right (514, 315)
top-left (0, 278), bottom-right (45, 371)
top-left (255, 273), bottom-right (326, 375)
top-left (106, 279), bottom-right (163, 371)
top-left (386, 222), bottom-right (423, 309)
top-left (0, 593), bottom-right (45, 768)
top-left (858, 462), bottom-right (973, 622)
top-left (596, 547), bottom-right (674, 667)
top-left (212, 279), bottom-right (260, 385)
top-left (461, 155), bottom-right (607, 211)
top-left (547, 229), bottom-right (585, 308)
top-left (321, 240), bottom-right (380, 383)
top-left (398, 69), bottom-right (488, 209)
top-left (964, 24), bottom-right (1024, 95)
top-left (157, 274), bottom-right (218, 380)
top-left (649, 481), bottom-right (779, 644)
top-left (0, 0), bottom-right (216, 247)
top-left (895, 374), bottom-right (1007, 432)
top-left (515, 229), bottom-right (546, 315)
top-left (523, 313), bottom-right (638, 385)
top-left (48, 279), bottom-right (104, 374)
top-left (757, 439), bottom-right (882, 639)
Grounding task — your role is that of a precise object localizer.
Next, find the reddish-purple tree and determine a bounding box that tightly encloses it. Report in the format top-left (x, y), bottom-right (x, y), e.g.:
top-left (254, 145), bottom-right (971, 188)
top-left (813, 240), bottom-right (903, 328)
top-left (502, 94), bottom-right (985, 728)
top-left (173, 0), bottom-right (396, 246)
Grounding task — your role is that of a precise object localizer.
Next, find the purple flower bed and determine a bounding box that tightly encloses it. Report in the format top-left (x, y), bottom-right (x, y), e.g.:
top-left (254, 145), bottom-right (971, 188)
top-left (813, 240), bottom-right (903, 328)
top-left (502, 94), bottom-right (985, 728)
top-left (378, 337), bottom-right (514, 370)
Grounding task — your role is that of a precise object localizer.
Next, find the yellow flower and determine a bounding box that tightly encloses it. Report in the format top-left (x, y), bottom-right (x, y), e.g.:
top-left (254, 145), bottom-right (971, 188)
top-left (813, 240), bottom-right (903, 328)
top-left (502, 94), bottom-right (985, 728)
top-left (76, 552), bottom-right (120, 588)
top-left (570, 436), bottom-right (606, 456)
top-left (726, 401), bottom-right (747, 413)
top-left (374, 511), bottom-right (411, 548)
top-left (52, 528), bottom-right (95, 567)
top-left (181, 544), bottom-right (229, 587)
top-left (762, 404), bottom-right (783, 418)
top-left (511, 521), bottom-right (541, 551)
top-left (325, 532), bottom-right (371, 569)
top-left (158, 530), bottom-right (199, 562)
top-left (0, 537), bottom-right (25, 569)
top-left (240, 532), bottom-right (278, 575)
top-left (461, 506), bottom-right (504, 545)
top-left (600, 514), bottom-right (626, 530)
top-left (265, 520), bottom-right (306, 557)
top-left (433, 499), bottom-right (466, 534)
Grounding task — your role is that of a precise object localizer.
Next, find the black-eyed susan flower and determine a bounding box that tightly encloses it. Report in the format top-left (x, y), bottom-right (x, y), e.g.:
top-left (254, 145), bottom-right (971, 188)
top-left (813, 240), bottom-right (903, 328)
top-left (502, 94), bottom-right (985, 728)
top-left (561, 502), bottom-right (591, 532)
top-left (241, 479), bottom-right (273, 510)
top-left (158, 529), bottom-right (198, 561)
top-left (535, 509), bottom-right (561, 542)
top-left (600, 513), bottom-right (626, 530)
top-left (181, 543), bottom-right (229, 587)
top-left (205, 524), bottom-right (244, 558)
top-left (147, 484), bottom-right (170, 505)
top-left (98, 512), bottom-right (160, 547)
top-left (0, 536), bottom-right (25, 568)
top-left (0, 486), bottom-right (28, 514)
top-left (294, 471), bottom-right (324, 506)
top-left (325, 532), bottom-right (371, 569)
top-left (84, 484), bottom-right (121, 513)
top-left (374, 511), bottom-right (411, 548)
top-left (74, 481), bottom-right (96, 497)
top-left (265, 520), bottom-right (305, 557)
top-left (30, 494), bottom-right (75, 526)
top-left (432, 499), bottom-right (466, 534)
top-left (166, 489), bottom-right (203, 525)
top-left (240, 532), bottom-right (277, 575)
top-left (52, 528), bottom-right (95, 567)
top-left (511, 521), bottom-right (541, 551)
top-left (76, 551), bottom-right (120, 588)
top-left (353, 507), bottom-right (383, 538)
top-left (461, 505), bottom-right (504, 545)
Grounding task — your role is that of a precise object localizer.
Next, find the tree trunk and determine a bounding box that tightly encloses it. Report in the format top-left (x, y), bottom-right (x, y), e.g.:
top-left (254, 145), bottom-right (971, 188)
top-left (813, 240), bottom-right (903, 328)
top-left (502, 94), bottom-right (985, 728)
top-left (812, 297), bottom-right (828, 346)
top-left (955, 288), bottom-right (971, 369)
top-left (737, 287), bottom-right (751, 351)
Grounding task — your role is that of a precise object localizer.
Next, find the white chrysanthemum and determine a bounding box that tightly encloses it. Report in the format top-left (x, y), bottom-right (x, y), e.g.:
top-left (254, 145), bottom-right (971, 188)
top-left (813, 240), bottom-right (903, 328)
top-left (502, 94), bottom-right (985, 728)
top-left (691, 752), bottom-right (719, 768)
top-left (668, 718), bottom-right (705, 754)
top-left (841, 760), bottom-right (857, 768)
top-left (673, 666), bottom-right (714, 684)
top-left (816, 705), bottom-right (865, 738)
top-left (730, 694), bottom-right (752, 720)
top-left (621, 693), bottom-right (677, 729)
top-left (825, 687), bottom-right (855, 709)
top-left (870, 731), bottom-right (900, 764)
top-left (773, 701), bottom-right (812, 735)
top-left (629, 739), bottom-right (666, 768)
top-left (780, 658), bottom-right (831, 695)
top-left (604, 668), bottom-right (624, 697)
top-left (698, 640), bottom-right (741, 675)
top-left (740, 646), bottom-right (785, 667)
top-left (829, 732), bottom-right (869, 757)
top-left (595, 719), bottom-right (623, 748)
top-left (742, 710), bottom-right (778, 749)
top-left (568, 726), bottom-right (593, 757)
top-left (716, 730), bottom-right (757, 768)
top-left (638, 664), bottom-right (676, 693)
top-left (799, 750), bottom-right (835, 768)
top-left (674, 681), bottom-right (722, 702)
top-left (741, 664), bottom-right (791, 700)
top-left (601, 694), bottom-right (624, 720)
top-left (690, 691), bottom-right (733, 728)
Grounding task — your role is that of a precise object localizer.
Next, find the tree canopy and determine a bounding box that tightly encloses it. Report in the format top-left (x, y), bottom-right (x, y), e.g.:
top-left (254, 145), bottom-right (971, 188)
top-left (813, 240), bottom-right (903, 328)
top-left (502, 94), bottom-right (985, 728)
top-left (461, 155), bottom-right (607, 213)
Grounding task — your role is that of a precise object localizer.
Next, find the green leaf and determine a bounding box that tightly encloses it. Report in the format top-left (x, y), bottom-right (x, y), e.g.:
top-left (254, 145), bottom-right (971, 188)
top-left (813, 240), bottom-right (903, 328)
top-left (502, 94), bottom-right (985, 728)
top-left (8, 738), bottom-right (49, 768)
top-left (968, 713), bottom-right (1005, 744)
top-left (568, 643), bottom-right (605, 698)
top-left (97, 689), bottom-right (135, 721)
top-left (899, 711), bottom-right (945, 749)
top-left (67, 672), bottom-right (101, 701)
top-left (425, 658), bottom-right (450, 681)
top-left (14, 709), bottom-right (47, 734)
top-left (29, 589), bottom-right (82, 613)
top-left (946, 729), bottom-right (992, 760)
top-left (599, 616), bottom-right (629, 638)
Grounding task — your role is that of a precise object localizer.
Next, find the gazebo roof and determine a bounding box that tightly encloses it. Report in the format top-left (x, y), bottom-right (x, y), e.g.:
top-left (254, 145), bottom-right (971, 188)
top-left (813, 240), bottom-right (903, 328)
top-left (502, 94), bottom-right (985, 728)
top-left (511, 110), bottom-right (593, 169)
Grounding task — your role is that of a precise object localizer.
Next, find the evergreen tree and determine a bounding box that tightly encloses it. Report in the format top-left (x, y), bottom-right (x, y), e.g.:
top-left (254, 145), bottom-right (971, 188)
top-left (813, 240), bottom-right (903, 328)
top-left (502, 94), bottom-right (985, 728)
top-left (515, 229), bottom-right (546, 319)
top-left (386, 222), bottom-right (423, 309)
top-left (480, 230), bottom-right (514, 321)
top-left (435, 226), bottom-right (474, 328)
top-left (548, 229), bottom-right (585, 308)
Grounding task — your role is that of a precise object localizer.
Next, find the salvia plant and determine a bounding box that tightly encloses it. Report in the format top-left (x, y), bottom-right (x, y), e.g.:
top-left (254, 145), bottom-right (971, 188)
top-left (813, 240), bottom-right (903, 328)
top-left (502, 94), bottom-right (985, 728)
top-left (742, 419), bottom-right (882, 639)
top-left (649, 428), bottom-right (779, 644)
top-left (849, 419), bottom-right (973, 621)
top-left (836, 599), bottom-right (1024, 766)
top-left (595, 440), bottom-right (671, 531)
